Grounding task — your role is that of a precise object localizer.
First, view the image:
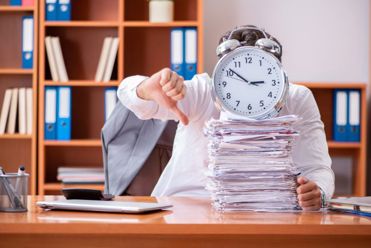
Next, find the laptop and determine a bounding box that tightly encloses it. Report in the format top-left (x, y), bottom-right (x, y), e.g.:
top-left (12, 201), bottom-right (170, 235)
top-left (37, 200), bottom-right (173, 214)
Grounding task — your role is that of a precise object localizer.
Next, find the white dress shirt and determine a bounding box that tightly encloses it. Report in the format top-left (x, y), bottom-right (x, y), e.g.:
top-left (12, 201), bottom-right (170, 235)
top-left (117, 73), bottom-right (335, 201)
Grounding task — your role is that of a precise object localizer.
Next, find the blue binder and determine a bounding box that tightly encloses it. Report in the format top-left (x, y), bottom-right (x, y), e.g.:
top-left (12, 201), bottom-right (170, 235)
top-left (22, 16), bottom-right (33, 69)
top-left (333, 89), bottom-right (348, 141)
top-left (45, 87), bottom-right (57, 140)
top-left (104, 87), bottom-right (117, 122)
top-left (45, 0), bottom-right (58, 21)
top-left (184, 28), bottom-right (197, 80)
top-left (170, 28), bottom-right (184, 77)
top-left (10, 0), bottom-right (21, 6)
top-left (347, 90), bottom-right (360, 142)
top-left (58, 0), bottom-right (71, 21)
top-left (57, 86), bottom-right (71, 140)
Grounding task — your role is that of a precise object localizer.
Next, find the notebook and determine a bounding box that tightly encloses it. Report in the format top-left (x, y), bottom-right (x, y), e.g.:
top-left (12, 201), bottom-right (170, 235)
top-left (37, 200), bottom-right (172, 214)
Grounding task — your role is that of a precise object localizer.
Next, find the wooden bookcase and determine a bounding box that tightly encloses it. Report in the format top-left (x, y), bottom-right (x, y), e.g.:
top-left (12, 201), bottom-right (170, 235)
top-left (38, 0), bottom-right (204, 194)
top-left (295, 82), bottom-right (367, 196)
top-left (0, 1), bottom-right (38, 195)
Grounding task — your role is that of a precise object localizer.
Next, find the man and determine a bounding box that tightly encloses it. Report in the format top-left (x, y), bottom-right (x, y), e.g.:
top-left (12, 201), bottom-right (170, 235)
top-left (118, 25), bottom-right (334, 210)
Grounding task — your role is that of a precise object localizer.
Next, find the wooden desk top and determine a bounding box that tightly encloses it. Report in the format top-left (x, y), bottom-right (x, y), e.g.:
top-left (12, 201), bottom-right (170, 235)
top-left (0, 196), bottom-right (370, 235)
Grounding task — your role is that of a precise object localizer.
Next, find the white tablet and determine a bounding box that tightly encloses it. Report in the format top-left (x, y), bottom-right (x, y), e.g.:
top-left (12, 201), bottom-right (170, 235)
top-left (37, 200), bottom-right (173, 213)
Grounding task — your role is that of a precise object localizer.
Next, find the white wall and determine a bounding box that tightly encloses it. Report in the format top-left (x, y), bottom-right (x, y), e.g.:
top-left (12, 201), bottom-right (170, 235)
top-left (203, 0), bottom-right (369, 83)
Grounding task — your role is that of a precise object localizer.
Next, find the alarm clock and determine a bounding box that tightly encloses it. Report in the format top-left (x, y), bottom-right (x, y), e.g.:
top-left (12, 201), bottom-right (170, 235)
top-left (211, 26), bottom-right (289, 120)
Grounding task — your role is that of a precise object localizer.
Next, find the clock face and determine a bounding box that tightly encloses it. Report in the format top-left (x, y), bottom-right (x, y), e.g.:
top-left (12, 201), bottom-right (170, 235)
top-left (212, 46), bottom-right (286, 119)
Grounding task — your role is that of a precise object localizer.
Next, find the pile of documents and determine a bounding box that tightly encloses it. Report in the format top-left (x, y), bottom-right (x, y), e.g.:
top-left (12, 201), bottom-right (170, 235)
top-left (57, 167), bottom-right (104, 185)
top-left (204, 115), bottom-right (301, 212)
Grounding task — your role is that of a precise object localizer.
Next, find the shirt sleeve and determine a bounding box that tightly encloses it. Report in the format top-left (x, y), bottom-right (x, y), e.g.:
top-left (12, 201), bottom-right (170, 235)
top-left (117, 73), bottom-right (211, 123)
top-left (290, 86), bottom-right (335, 202)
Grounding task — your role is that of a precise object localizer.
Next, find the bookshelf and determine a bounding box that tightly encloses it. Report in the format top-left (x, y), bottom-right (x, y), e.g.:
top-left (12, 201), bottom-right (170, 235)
top-left (0, 0), bottom-right (38, 195)
top-left (38, 0), bottom-right (203, 194)
top-left (295, 82), bottom-right (367, 196)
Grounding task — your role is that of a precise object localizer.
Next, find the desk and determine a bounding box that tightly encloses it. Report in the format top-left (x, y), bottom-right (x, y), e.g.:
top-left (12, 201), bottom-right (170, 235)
top-left (0, 196), bottom-right (370, 248)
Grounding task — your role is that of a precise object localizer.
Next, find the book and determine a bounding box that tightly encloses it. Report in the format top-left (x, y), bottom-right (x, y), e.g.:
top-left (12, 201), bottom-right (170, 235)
top-left (7, 88), bottom-right (19, 134)
top-left (57, 166), bottom-right (105, 185)
top-left (45, 36), bottom-right (60, 81)
top-left (51, 37), bottom-right (69, 82)
top-left (329, 197), bottom-right (371, 214)
top-left (102, 37), bottom-right (119, 82)
top-left (0, 89), bottom-right (13, 135)
top-left (18, 88), bottom-right (26, 134)
top-left (95, 37), bottom-right (113, 82)
top-left (26, 88), bottom-right (33, 135)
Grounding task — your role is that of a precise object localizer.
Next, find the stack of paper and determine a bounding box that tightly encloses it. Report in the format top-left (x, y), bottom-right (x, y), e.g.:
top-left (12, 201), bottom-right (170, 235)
top-left (204, 115), bottom-right (301, 212)
top-left (57, 167), bottom-right (104, 185)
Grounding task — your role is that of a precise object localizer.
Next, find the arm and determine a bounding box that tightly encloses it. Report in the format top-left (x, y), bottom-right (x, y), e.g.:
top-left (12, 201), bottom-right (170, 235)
top-left (117, 68), bottom-right (189, 124)
top-left (291, 87), bottom-right (335, 210)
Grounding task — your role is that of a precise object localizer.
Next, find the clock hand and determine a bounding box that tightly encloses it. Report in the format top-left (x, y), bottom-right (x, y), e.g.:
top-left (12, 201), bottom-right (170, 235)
top-left (250, 81), bottom-right (265, 86)
top-left (228, 69), bottom-right (250, 84)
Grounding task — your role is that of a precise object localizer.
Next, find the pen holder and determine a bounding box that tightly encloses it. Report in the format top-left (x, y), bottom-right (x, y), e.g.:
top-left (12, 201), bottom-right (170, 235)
top-left (0, 173), bottom-right (29, 212)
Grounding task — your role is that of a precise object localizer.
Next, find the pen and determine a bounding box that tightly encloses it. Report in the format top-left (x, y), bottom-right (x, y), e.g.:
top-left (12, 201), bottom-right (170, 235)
top-left (15, 165), bottom-right (25, 194)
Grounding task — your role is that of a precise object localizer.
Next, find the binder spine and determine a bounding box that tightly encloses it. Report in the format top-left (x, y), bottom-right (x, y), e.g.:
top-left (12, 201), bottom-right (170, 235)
top-left (44, 87), bottom-right (57, 140)
top-left (46, 0), bottom-right (58, 21)
top-left (170, 28), bottom-right (184, 77)
top-left (22, 16), bottom-right (34, 69)
top-left (57, 86), bottom-right (72, 140)
top-left (184, 28), bottom-right (197, 80)
top-left (348, 90), bottom-right (360, 142)
top-left (58, 0), bottom-right (72, 21)
top-left (333, 89), bottom-right (348, 142)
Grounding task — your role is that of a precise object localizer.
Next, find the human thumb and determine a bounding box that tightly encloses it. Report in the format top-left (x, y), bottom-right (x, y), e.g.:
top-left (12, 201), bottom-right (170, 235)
top-left (297, 176), bottom-right (309, 185)
top-left (170, 105), bottom-right (189, 125)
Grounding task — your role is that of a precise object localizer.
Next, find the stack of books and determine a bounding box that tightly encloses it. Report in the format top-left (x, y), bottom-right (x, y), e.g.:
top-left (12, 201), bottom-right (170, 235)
top-left (0, 88), bottom-right (33, 135)
top-left (57, 167), bottom-right (104, 185)
top-left (204, 115), bottom-right (301, 212)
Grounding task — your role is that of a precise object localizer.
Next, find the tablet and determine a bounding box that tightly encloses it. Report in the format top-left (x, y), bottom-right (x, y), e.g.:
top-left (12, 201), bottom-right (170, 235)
top-left (37, 200), bottom-right (173, 213)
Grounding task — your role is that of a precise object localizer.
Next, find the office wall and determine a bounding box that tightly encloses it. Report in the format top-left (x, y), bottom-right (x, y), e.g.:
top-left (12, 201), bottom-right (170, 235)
top-left (203, 0), bottom-right (371, 194)
top-left (203, 0), bottom-right (369, 83)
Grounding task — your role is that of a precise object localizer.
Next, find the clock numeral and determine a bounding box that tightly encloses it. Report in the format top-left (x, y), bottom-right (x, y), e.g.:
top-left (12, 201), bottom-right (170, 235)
top-left (222, 81), bottom-right (227, 87)
top-left (245, 57), bottom-right (252, 64)
top-left (226, 70), bottom-right (233, 77)
top-left (234, 61), bottom-right (241, 68)
top-left (226, 93), bottom-right (231, 99)
top-left (260, 100), bottom-right (264, 107)
top-left (268, 92), bottom-right (273, 98)
top-left (259, 60), bottom-right (262, 66)
top-left (247, 104), bottom-right (252, 110)
top-left (267, 68), bottom-right (272, 75)
top-left (235, 100), bottom-right (240, 107)
top-left (272, 80), bottom-right (276, 86)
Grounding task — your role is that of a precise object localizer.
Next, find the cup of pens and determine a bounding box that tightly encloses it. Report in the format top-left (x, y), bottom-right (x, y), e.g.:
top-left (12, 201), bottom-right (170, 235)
top-left (0, 166), bottom-right (28, 212)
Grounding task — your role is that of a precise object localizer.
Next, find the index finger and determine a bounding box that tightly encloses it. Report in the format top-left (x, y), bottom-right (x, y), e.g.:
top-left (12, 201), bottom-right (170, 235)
top-left (297, 181), bottom-right (318, 195)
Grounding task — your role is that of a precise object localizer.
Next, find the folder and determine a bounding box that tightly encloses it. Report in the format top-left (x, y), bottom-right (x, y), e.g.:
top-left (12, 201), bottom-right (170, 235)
top-left (46, 0), bottom-right (58, 21)
top-left (347, 90), bottom-right (360, 142)
top-left (170, 28), bottom-right (184, 77)
top-left (58, 0), bottom-right (71, 21)
top-left (95, 37), bottom-right (113, 82)
top-left (10, 0), bottom-right (21, 6)
top-left (7, 88), bottom-right (19, 134)
top-left (57, 87), bottom-right (71, 140)
top-left (0, 89), bottom-right (13, 135)
top-left (22, 16), bottom-right (34, 69)
top-left (26, 88), bottom-right (33, 135)
top-left (102, 38), bottom-right (119, 82)
top-left (45, 36), bottom-right (60, 82)
top-left (104, 88), bottom-right (117, 121)
top-left (51, 37), bottom-right (69, 82)
top-left (333, 90), bottom-right (347, 141)
top-left (45, 87), bottom-right (57, 140)
top-left (22, 0), bottom-right (34, 7)
top-left (184, 28), bottom-right (197, 80)
top-left (18, 88), bottom-right (26, 135)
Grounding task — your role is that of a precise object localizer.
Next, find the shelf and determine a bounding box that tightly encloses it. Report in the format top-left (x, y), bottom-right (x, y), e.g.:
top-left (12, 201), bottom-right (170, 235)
top-left (44, 139), bottom-right (102, 147)
top-left (327, 141), bottom-right (361, 149)
top-left (294, 82), bottom-right (367, 89)
top-left (44, 183), bottom-right (104, 191)
top-left (45, 21), bottom-right (119, 27)
top-left (123, 21), bottom-right (199, 27)
top-left (44, 80), bottom-right (119, 87)
top-left (0, 134), bottom-right (32, 139)
top-left (0, 6), bottom-right (34, 12)
top-left (0, 68), bottom-right (33, 75)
